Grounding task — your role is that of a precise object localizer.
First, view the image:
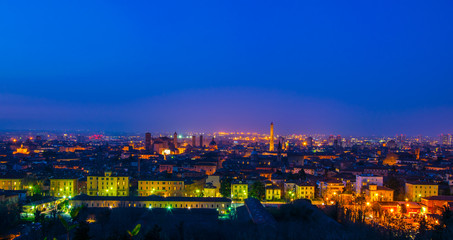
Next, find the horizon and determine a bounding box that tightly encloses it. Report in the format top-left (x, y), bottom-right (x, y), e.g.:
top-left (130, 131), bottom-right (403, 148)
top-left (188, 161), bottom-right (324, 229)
top-left (1, 0), bottom-right (452, 136)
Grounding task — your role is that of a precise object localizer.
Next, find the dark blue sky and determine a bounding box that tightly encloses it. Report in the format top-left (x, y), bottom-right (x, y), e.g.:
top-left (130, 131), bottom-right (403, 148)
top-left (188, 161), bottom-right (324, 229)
top-left (1, 0), bottom-right (452, 136)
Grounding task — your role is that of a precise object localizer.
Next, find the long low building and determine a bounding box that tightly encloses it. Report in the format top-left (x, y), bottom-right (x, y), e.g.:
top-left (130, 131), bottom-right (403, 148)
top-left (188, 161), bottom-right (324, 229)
top-left (69, 194), bottom-right (232, 214)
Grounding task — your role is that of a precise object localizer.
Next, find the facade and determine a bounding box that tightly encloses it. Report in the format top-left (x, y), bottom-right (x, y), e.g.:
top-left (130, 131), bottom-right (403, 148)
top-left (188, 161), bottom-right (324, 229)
top-left (0, 191), bottom-right (19, 205)
top-left (203, 185), bottom-right (218, 198)
top-left (265, 185), bottom-right (281, 201)
top-left (405, 182), bottom-right (438, 202)
top-left (365, 184), bottom-right (394, 202)
top-left (421, 196), bottom-right (453, 214)
top-left (0, 178), bottom-right (23, 191)
top-left (87, 172), bottom-right (129, 197)
top-left (69, 194), bottom-right (232, 214)
top-left (355, 174), bottom-right (383, 194)
top-left (138, 178), bottom-right (184, 197)
top-left (319, 180), bottom-right (344, 199)
top-left (296, 184), bottom-right (315, 200)
top-left (50, 178), bottom-right (78, 198)
top-left (231, 181), bottom-right (248, 200)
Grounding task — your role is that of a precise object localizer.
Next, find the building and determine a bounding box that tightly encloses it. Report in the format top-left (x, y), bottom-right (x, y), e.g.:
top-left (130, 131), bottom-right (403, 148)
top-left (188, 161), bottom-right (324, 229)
top-left (0, 177), bottom-right (23, 191)
top-left (192, 135), bottom-right (196, 147)
top-left (145, 132), bottom-right (152, 151)
top-left (204, 176), bottom-right (221, 197)
top-left (405, 182), bottom-right (438, 202)
top-left (50, 177), bottom-right (78, 198)
top-left (265, 185), bottom-right (281, 201)
top-left (441, 134), bottom-right (452, 146)
top-left (138, 178), bottom-right (184, 197)
top-left (421, 196), bottom-right (453, 214)
top-left (319, 180), bottom-right (344, 199)
top-left (0, 190), bottom-right (19, 206)
top-left (365, 184), bottom-right (394, 202)
top-left (173, 132), bottom-right (178, 148)
top-left (296, 183), bottom-right (315, 200)
top-left (269, 122), bottom-right (274, 151)
top-left (231, 181), bottom-right (248, 200)
top-left (69, 194), bottom-right (232, 214)
top-left (87, 172), bottom-right (129, 197)
top-left (355, 174), bottom-right (383, 194)
top-left (306, 137), bottom-right (313, 147)
top-left (21, 197), bottom-right (64, 219)
top-left (203, 183), bottom-right (218, 198)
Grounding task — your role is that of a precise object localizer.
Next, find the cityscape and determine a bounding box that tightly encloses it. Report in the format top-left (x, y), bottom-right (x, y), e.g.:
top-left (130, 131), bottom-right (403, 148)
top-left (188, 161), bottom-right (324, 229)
top-left (1, 0), bottom-right (453, 239)
top-left (0, 126), bottom-right (453, 239)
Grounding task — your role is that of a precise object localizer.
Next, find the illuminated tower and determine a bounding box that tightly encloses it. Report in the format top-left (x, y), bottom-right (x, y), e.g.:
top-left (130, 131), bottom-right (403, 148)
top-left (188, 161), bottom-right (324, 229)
top-left (269, 122), bottom-right (275, 151)
top-left (200, 135), bottom-right (204, 148)
top-left (173, 132), bottom-right (178, 148)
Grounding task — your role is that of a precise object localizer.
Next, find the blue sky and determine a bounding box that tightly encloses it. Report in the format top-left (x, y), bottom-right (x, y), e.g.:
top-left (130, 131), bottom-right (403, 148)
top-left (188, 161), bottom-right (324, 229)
top-left (0, 0), bottom-right (452, 135)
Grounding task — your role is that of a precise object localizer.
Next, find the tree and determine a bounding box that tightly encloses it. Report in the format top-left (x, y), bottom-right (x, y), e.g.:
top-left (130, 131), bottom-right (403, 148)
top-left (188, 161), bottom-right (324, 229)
top-left (219, 178), bottom-right (232, 198)
top-left (59, 215), bottom-right (79, 240)
top-left (249, 181), bottom-right (265, 201)
top-left (73, 221), bottom-right (90, 240)
top-left (59, 205), bottom-right (83, 240)
top-left (127, 224), bottom-right (141, 240)
top-left (144, 224), bottom-right (162, 240)
top-left (0, 203), bottom-right (20, 235)
top-left (296, 169), bottom-right (307, 181)
top-left (70, 206), bottom-right (83, 221)
top-left (432, 206), bottom-right (453, 240)
top-left (34, 209), bottom-right (43, 223)
top-left (176, 221), bottom-right (184, 240)
top-left (384, 175), bottom-right (403, 200)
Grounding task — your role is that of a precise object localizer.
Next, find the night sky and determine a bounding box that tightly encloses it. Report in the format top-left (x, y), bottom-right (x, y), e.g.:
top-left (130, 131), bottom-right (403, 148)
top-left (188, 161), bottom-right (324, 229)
top-left (1, 0), bottom-right (452, 136)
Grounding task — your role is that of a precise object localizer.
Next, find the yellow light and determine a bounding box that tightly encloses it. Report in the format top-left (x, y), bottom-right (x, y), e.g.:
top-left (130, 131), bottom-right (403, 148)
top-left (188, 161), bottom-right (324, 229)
top-left (366, 202), bottom-right (370, 206)
top-left (390, 208), bottom-right (394, 213)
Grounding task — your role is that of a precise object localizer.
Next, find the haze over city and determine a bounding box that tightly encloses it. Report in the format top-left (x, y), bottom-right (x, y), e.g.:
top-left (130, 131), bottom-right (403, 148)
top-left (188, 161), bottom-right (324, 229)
top-left (1, 0), bottom-right (453, 135)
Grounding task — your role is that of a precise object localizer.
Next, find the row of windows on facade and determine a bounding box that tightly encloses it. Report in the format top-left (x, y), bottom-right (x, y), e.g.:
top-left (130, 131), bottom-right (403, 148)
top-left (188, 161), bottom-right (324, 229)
top-left (1, 181), bottom-right (18, 185)
top-left (140, 186), bottom-right (182, 190)
top-left (89, 182), bottom-right (127, 186)
top-left (414, 191), bottom-right (437, 194)
top-left (84, 202), bottom-right (227, 208)
top-left (90, 191), bottom-right (128, 195)
top-left (140, 181), bottom-right (183, 185)
top-left (414, 186), bottom-right (435, 189)
top-left (89, 177), bottom-right (128, 180)
top-left (51, 182), bottom-right (72, 185)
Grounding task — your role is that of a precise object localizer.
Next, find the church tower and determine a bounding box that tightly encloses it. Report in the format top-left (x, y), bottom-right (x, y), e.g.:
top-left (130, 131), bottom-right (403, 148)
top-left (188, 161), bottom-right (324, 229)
top-left (269, 122), bottom-right (275, 151)
top-left (173, 132), bottom-right (178, 148)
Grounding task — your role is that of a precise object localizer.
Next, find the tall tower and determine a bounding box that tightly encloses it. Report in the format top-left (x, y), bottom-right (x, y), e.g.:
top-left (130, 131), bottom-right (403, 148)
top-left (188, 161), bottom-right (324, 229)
top-left (200, 135), bottom-right (204, 148)
top-left (269, 122), bottom-right (275, 151)
top-left (145, 132), bottom-right (151, 151)
top-left (192, 135), bottom-right (196, 147)
top-left (173, 132), bottom-right (178, 148)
